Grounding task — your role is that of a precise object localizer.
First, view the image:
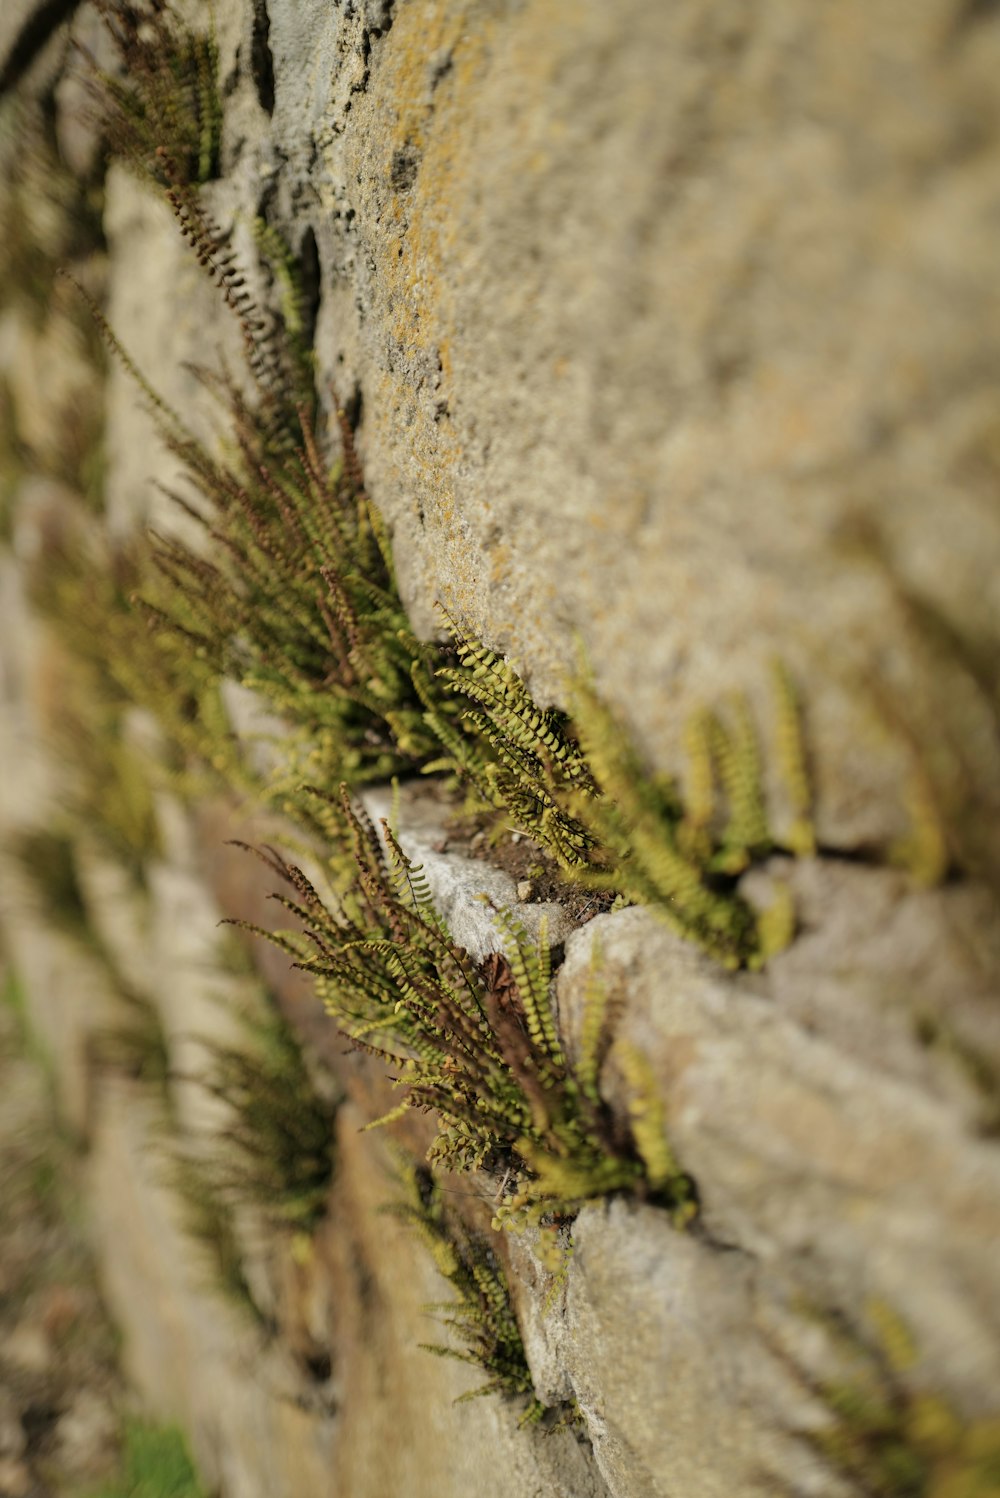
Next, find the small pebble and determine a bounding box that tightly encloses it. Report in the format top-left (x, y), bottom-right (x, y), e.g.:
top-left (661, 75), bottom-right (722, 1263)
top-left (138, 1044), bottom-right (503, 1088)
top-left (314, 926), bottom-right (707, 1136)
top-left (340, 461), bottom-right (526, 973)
top-left (516, 880), bottom-right (534, 902)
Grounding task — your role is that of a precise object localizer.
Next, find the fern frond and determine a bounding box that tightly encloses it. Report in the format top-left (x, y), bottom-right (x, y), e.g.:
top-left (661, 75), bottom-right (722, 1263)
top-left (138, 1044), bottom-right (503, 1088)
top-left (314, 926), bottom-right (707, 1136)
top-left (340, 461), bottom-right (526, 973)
top-left (381, 821), bottom-right (448, 935)
top-left (485, 902), bottom-right (563, 1071)
top-left (771, 660), bottom-right (816, 856)
top-left (576, 936), bottom-right (612, 1105)
top-left (612, 1041), bottom-right (690, 1209)
top-left (386, 1156), bottom-right (551, 1416)
top-left (705, 699), bottom-right (770, 872)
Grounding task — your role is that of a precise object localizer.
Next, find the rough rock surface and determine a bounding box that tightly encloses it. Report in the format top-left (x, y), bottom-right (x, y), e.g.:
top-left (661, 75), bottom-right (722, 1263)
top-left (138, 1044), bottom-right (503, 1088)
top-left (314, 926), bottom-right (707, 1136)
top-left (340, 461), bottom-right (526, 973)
top-left (2, 2), bottom-right (999, 1497)
top-left (538, 887), bottom-right (1000, 1495)
top-left (236, 0), bottom-right (1000, 860)
top-left (81, 0), bottom-right (1000, 853)
top-left (362, 781), bottom-right (574, 958)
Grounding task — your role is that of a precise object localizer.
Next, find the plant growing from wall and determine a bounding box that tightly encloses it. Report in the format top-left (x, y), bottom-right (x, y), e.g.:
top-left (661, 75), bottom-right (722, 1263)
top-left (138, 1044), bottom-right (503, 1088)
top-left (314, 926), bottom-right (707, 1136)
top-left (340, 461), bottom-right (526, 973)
top-left (31, 520), bottom-right (244, 812)
top-left (415, 610), bottom-right (599, 865)
top-left (90, 0), bottom-right (223, 188)
top-left (92, 986), bottom-right (173, 1104)
top-left (142, 390), bottom-right (444, 797)
top-left (80, 1), bottom-right (826, 974)
top-left (193, 994), bottom-right (337, 1235)
top-left (12, 828), bottom-right (95, 947)
top-left (0, 99), bottom-right (105, 326)
top-left (41, 582), bottom-right (162, 879)
top-left (772, 1301), bottom-right (1000, 1497)
top-left (426, 638), bottom-right (810, 967)
top-left (568, 670), bottom-right (808, 967)
top-left (70, 128), bottom-right (452, 821)
top-left (234, 786), bottom-right (696, 1230)
top-left (384, 1156), bottom-right (551, 1421)
top-left (170, 1145), bottom-right (269, 1327)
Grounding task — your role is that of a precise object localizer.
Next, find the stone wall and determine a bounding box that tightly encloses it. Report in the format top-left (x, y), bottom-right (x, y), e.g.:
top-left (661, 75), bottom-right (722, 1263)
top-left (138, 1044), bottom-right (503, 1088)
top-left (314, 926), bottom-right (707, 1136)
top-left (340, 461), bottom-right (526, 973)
top-left (2, 3), bottom-right (999, 1497)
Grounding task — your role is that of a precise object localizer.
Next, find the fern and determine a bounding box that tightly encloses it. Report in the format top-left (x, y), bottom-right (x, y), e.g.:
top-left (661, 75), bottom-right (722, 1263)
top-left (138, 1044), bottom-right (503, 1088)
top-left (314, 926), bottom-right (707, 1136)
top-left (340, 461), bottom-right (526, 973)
top-left (612, 1041), bottom-right (694, 1219)
top-left (569, 678), bottom-right (762, 967)
top-left (75, 287), bottom-right (446, 814)
top-left (422, 625), bottom-right (812, 967)
top-left (170, 1148), bottom-right (267, 1326)
top-left (569, 670), bottom-right (815, 967)
top-left (703, 698), bottom-right (771, 874)
top-left (769, 1301), bottom-right (1000, 1498)
top-left (429, 609), bottom-right (597, 863)
top-left (81, 5), bottom-right (818, 972)
top-left (13, 829), bottom-right (94, 947)
top-left (90, 0), bottom-right (223, 187)
top-left (384, 1158), bottom-right (547, 1418)
top-left (73, 9), bottom-right (454, 812)
top-left (575, 938), bottom-right (613, 1106)
top-left (192, 996), bottom-right (337, 1233)
top-left (240, 788), bottom-right (695, 1227)
top-left (32, 522), bottom-right (249, 803)
top-left (771, 660), bottom-right (816, 857)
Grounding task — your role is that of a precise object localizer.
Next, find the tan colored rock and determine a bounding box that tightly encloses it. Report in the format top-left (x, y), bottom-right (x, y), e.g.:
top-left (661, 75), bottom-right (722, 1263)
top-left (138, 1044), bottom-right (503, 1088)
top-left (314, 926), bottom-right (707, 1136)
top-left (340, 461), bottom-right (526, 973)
top-left (0, 1457), bottom-right (30, 1498)
top-left (263, 0), bottom-right (1000, 856)
top-left (98, 0), bottom-right (1000, 859)
top-left (0, 880), bottom-right (114, 1139)
top-left (4, 1322), bottom-right (51, 1377)
top-left (320, 1103), bottom-right (609, 1498)
top-left (4, 6), bottom-right (1000, 1497)
top-left (0, 1392), bottom-right (26, 1460)
top-left (89, 1076), bottom-right (339, 1498)
top-left (52, 1388), bottom-right (118, 1479)
top-left (101, 165), bottom-right (246, 544)
top-left (547, 888), bottom-right (1000, 1491)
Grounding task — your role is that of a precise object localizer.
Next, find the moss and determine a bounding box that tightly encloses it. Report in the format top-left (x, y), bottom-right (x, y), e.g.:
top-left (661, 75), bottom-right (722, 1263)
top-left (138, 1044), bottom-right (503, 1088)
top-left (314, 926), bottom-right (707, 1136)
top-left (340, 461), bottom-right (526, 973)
top-left (80, 1419), bottom-right (206, 1498)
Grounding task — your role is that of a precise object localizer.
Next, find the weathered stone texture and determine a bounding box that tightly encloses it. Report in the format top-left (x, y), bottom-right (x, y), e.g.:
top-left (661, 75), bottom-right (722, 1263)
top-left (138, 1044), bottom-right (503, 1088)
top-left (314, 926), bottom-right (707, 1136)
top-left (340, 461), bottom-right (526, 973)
top-left (88, 1079), bottom-right (339, 1498)
top-left (362, 782), bottom-right (574, 958)
top-left (245, 0), bottom-right (1000, 856)
top-left (93, 0), bottom-right (1000, 856)
top-left (3, 2), bottom-right (1000, 1497)
top-left (542, 891), bottom-right (1000, 1493)
top-left (322, 1104), bottom-right (608, 1498)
